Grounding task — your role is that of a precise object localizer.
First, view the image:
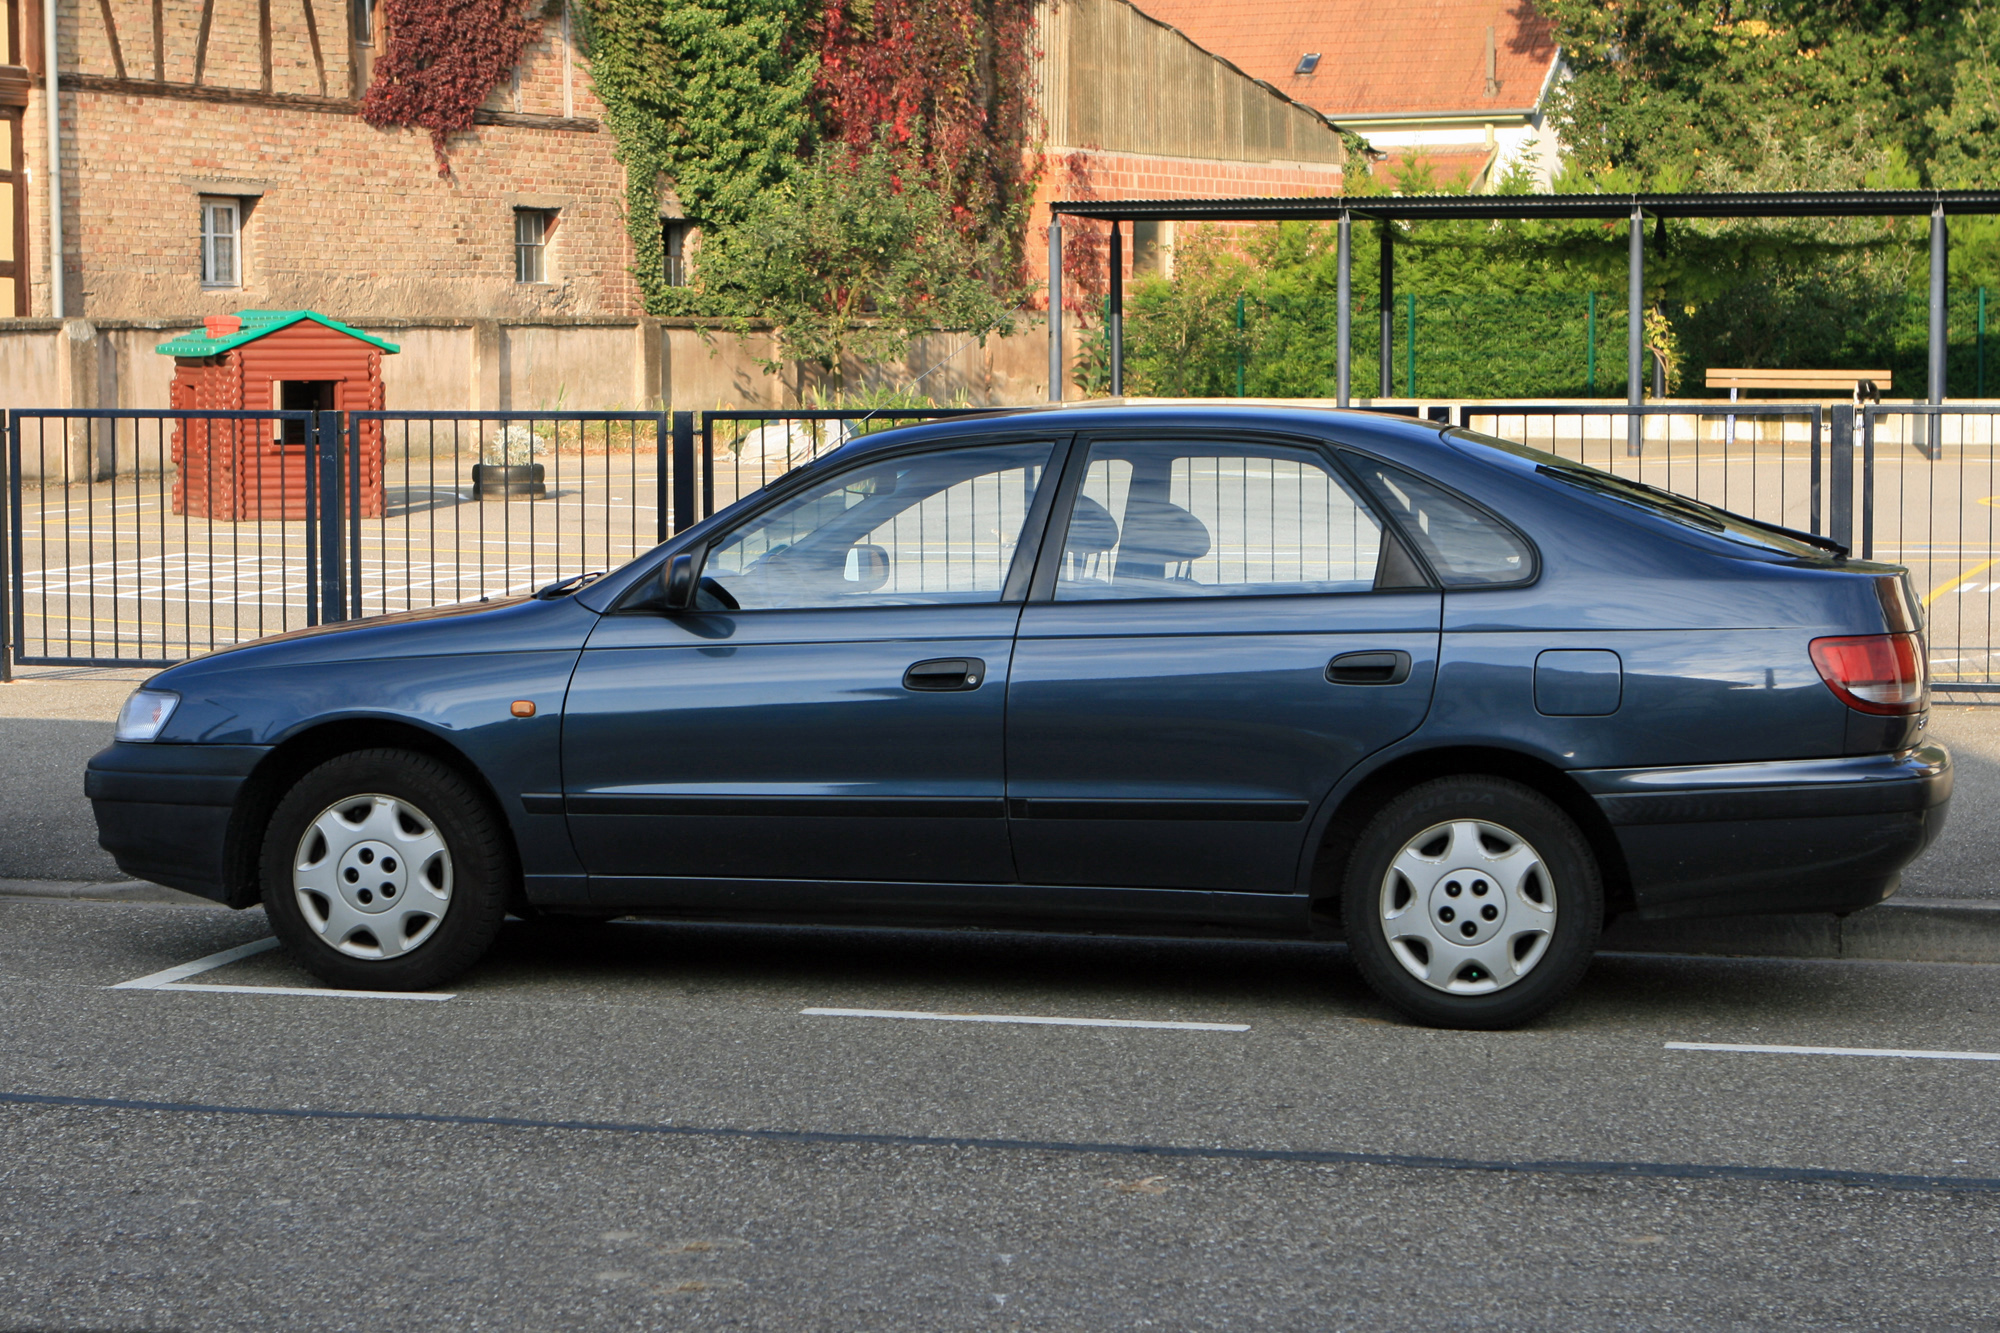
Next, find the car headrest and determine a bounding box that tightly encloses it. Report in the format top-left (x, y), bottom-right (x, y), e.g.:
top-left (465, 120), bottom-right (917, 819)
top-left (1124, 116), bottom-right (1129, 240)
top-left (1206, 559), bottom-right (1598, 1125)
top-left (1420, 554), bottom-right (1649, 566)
top-left (1119, 500), bottom-right (1210, 563)
top-left (1065, 494), bottom-right (1120, 555)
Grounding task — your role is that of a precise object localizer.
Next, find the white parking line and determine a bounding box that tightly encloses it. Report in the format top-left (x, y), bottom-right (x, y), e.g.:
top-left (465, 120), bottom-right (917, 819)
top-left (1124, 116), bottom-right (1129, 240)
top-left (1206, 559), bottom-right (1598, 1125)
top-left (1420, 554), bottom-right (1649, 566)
top-left (107, 937), bottom-right (455, 1001)
top-left (109, 938), bottom-right (280, 988)
top-left (802, 1007), bottom-right (1248, 1032)
top-left (1667, 1041), bottom-right (2000, 1062)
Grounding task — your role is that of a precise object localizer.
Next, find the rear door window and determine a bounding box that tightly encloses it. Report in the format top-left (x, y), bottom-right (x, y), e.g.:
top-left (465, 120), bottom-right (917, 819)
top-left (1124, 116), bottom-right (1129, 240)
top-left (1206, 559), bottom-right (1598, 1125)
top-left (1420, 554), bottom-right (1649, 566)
top-left (1053, 442), bottom-right (1384, 600)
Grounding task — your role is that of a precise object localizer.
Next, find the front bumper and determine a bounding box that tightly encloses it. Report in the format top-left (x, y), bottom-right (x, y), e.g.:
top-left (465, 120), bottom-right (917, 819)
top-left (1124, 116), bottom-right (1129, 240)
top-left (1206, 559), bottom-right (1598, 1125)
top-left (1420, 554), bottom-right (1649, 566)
top-left (86, 742), bottom-right (271, 904)
top-left (1575, 744), bottom-right (1952, 920)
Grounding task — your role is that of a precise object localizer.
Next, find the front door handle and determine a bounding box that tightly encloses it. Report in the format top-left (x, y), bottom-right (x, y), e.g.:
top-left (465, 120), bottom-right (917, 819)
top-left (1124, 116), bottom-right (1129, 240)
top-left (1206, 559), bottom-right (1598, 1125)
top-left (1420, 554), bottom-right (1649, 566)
top-left (904, 657), bottom-right (987, 692)
top-left (1326, 650), bottom-right (1412, 686)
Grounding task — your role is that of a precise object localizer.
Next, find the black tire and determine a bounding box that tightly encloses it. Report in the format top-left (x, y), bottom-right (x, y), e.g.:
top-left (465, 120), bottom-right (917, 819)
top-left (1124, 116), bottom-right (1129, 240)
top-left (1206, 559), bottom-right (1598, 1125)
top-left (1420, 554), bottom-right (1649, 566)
top-left (260, 748), bottom-right (512, 991)
top-left (1341, 775), bottom-right (1601, 1029)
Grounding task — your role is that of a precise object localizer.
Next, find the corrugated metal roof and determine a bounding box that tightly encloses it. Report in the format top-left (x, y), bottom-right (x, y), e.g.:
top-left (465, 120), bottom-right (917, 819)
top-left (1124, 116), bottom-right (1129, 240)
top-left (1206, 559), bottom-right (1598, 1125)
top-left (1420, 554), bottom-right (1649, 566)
top-left (155, 309), bottom-right (402, 358)
top-left (1052, 190), bottom-right (2000, 222)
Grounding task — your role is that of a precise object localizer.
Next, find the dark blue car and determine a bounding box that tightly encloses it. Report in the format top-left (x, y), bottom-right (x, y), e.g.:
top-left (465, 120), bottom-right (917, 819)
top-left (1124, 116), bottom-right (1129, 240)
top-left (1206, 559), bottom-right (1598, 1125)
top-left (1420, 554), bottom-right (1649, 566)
top-left (87, 406), bottom-right (1950, 1027)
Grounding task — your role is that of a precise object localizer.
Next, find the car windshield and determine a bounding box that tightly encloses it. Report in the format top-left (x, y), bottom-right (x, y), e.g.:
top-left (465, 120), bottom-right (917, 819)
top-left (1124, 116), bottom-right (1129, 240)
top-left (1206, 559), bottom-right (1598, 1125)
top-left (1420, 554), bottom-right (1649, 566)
top-left (1445, 428), bottom-right (1845, 560)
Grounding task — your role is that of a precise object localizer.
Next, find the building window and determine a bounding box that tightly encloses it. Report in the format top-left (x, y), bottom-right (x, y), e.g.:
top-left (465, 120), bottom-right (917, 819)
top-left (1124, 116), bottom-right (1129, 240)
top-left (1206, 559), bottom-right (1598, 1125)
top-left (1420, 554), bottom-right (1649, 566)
top-left (662, 219), bottom-right (692, 287)
top-left (515, 209), bottom-right (553, 283)
top-left (201, 198), bottom-right (240, 288)
top-left (351, 0), bottom-right (376, 44)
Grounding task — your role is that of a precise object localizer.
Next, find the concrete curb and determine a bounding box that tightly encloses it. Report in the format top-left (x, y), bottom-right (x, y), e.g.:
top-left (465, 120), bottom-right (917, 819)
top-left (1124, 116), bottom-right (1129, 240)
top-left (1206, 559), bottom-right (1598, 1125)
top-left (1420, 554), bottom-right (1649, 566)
top-left (4, 879), bottom-right (1999, 964)
top-left (1603, 898), bottom-right (2000, 964)
top-left (0, 878), bottom-right (219, 906)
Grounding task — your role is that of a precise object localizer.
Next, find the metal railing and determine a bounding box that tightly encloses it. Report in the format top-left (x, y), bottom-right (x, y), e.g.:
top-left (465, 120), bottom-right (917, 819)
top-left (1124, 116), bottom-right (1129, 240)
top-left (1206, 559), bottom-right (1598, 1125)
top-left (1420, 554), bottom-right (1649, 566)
top-left (5, 409), bottom-right (692, 669)
top-left (7, 399), bottom-right (2000, 688)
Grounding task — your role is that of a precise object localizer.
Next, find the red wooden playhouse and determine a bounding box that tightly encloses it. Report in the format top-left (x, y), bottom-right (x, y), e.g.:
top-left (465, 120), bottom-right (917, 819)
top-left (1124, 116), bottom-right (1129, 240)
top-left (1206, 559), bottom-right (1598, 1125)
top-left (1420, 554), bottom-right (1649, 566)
top-left (158, 310), bottom-right (399, 521)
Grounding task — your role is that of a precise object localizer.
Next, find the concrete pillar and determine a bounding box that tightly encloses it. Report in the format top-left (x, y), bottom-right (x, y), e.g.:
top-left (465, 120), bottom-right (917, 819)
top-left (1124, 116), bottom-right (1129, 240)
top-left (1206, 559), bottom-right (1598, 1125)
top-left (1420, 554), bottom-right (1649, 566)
top-left (57, 318), bottom-right (108, 480)
top-left (469, 319), bottom-right (501, 413)
top-left (634, 317), bottom-right (663, 409)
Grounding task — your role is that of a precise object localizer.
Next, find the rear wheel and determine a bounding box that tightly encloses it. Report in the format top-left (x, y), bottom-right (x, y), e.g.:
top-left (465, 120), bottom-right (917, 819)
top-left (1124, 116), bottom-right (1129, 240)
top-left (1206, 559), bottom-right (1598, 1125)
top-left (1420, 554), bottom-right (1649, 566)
top-left (261, 749), bottom-right (511, 991)
top-left (1341, 776), bottom-right (1601, 1029)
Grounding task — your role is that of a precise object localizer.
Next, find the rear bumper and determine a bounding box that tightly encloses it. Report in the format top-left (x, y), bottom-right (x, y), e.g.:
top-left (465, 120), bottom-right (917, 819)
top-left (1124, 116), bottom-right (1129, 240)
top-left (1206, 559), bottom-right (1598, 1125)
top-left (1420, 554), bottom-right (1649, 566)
top-left (1575, 745), bottom-right (1952, 920)
top-left (85, 743), bottom-right (270, 904)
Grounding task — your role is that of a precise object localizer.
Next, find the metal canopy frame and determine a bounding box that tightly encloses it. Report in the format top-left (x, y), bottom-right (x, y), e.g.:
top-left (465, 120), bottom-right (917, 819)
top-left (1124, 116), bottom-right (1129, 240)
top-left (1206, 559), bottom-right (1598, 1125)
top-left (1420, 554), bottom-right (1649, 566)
top-left (1042, 190), bottom-right (2000, 453)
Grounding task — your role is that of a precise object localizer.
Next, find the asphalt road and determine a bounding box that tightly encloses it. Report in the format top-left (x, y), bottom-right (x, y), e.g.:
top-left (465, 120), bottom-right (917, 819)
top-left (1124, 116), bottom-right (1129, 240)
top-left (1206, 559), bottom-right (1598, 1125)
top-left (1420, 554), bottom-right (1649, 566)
top-left (6, 895), bottom-right (2000, 1329)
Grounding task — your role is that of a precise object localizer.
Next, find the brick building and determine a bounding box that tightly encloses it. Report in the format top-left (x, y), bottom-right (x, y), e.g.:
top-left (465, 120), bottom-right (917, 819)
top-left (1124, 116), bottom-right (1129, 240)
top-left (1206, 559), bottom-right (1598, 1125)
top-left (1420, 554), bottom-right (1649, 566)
top-left (0, 0), bottom-right (1345, 415)
top-left (2, 0), bottom-right (624, 321)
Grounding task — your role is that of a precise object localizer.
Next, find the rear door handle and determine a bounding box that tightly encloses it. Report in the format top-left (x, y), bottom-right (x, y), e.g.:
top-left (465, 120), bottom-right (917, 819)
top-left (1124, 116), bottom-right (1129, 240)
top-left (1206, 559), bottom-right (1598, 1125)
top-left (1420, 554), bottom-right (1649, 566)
top-left (903, 657), bottom-right (987, 691)
top-left (1326, 650), bottom-right (1412, 686)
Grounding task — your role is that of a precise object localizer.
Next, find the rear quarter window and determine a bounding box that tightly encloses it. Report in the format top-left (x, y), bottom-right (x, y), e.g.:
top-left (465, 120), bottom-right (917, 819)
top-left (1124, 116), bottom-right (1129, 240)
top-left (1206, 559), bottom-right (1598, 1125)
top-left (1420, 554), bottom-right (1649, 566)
top-left (1346, 455), bottom-right (1536, 587)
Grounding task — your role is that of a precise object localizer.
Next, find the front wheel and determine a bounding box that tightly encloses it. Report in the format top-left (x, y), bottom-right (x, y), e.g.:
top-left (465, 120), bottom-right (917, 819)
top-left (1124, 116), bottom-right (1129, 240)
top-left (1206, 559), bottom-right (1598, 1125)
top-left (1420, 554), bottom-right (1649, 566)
top-left (1341, 776), bottom-right (1602, 1029)
top-left (261, 749), bottom-right (511, 991)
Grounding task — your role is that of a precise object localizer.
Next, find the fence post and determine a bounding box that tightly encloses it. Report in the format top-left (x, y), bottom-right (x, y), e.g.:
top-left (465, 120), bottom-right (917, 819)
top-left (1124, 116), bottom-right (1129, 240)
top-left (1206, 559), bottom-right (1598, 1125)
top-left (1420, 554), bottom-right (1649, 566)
top-left (1809, 409), bottom-right (1823, 537)
top-left (315, 413), bottom-right (345, 624)
top-left (1406, 293), bottom-right (1416, 398)
top-left (700, 415), bottom-right (716, 518)
top-left (0, 410), bottom-right (11, 683)
top-left (345, 412), bottom-right (363, 621)
top-left (1586, 292), bottom-right (1596, 396)
top-left (1829, 404), bottom-right (1854, 552)
top-left (671, 410), bottom-right (695, 536)
top-left (1861, 406), bottom-right (1876, 561)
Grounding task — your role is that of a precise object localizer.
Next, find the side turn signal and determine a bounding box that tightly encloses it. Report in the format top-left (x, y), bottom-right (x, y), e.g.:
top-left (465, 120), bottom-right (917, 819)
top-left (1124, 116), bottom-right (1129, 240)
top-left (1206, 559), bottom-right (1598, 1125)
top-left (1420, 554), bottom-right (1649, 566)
top-left (510, 700), bottom-right (537, 718)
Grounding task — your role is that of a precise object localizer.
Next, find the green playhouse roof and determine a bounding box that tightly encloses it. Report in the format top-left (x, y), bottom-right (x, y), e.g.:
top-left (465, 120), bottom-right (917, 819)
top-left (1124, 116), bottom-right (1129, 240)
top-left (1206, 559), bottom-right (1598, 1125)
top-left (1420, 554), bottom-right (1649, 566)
top-left (154, 310), bottom-right (401, 358)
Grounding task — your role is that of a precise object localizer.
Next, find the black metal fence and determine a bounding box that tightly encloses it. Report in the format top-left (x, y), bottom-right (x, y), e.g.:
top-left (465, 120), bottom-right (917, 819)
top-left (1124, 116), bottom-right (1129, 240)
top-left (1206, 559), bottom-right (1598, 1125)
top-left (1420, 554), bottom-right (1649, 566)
top-left (4, 409), bottom-right (698, 669)
top-left (7, 399), bottom-right (2000, 689)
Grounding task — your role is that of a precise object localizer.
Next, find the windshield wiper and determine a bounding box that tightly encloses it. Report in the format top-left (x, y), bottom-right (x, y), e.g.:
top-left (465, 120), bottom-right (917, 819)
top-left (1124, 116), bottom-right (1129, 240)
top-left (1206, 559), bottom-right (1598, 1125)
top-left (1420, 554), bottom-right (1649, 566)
top-left (534, 571), bottom-right (605, 599)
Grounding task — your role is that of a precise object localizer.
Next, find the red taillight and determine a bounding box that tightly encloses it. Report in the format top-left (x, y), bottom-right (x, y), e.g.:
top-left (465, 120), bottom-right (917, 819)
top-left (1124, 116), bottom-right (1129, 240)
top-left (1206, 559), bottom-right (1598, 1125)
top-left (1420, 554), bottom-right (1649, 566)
top-left (1808, 633), bottom-right (1927, 715)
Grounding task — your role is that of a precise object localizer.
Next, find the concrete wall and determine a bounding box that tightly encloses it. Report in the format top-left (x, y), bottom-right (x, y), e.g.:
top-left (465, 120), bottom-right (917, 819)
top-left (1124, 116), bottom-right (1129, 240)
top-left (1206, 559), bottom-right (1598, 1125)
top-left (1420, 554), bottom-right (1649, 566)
top-left (0, 312), bottom-right (1072, 479)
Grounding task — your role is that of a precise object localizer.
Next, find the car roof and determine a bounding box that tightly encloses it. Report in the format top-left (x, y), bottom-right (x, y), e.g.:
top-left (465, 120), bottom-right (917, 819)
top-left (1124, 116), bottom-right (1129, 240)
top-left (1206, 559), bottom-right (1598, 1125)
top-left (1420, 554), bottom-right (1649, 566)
top-left (815, 402), bottom-right (1454, 466)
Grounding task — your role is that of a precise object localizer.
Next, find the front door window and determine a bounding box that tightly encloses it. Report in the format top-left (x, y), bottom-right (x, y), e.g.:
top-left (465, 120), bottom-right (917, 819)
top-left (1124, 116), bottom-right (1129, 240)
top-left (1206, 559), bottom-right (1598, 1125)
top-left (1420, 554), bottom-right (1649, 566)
top-left (704, 441), bottom-right (1054, 609)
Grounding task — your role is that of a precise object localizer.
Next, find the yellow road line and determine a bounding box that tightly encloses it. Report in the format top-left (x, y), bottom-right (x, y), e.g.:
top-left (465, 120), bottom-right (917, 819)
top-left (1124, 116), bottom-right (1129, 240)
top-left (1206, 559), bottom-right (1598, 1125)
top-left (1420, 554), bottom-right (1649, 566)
top-left (1925, 557), bottom-right (2000, 607)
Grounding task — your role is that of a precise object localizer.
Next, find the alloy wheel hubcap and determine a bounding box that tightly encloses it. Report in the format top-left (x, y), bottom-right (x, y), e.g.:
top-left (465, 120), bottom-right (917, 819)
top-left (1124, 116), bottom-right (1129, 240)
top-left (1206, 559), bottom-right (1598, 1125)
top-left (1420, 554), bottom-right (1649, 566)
top-left (1380, 819), bottom-right (1555, 995)
top-left (294, 794), bottom-right (452, 959)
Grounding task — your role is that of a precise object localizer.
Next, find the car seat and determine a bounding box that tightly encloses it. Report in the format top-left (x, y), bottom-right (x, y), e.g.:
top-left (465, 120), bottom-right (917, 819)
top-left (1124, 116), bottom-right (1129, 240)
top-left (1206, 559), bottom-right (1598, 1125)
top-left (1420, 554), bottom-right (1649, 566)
top-left (1114, 499), bottom-right (1210, 584)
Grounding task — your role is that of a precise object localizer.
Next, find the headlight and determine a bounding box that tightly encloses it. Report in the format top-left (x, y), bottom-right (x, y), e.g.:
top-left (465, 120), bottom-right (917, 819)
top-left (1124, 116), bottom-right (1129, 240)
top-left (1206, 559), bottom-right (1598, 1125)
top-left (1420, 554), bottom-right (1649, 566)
top-left (115, 690), bottom-right (180, 742)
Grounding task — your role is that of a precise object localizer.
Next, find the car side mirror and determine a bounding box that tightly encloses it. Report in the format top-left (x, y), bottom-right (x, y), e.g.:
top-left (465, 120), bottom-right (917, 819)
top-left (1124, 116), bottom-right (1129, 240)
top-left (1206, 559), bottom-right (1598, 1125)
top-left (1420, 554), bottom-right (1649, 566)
top-left (660, 552), bottom-right (698, 611)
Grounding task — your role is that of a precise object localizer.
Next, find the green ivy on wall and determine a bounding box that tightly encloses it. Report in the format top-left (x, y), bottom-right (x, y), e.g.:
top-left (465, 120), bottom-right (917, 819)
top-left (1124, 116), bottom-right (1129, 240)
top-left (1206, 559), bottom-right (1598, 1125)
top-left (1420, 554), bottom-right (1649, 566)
top-left (577, 0), bottom-right (818, 314)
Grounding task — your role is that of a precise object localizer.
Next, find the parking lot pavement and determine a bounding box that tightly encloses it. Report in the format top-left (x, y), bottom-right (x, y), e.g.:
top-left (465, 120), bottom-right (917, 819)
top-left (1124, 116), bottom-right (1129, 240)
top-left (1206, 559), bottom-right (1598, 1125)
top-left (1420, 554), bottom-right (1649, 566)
top-left (0, 672), bottom-right (145, 883)
top-left (6, 896), bottom-right (2000, 1329)
top-left (1903, 705), bottom-right (2000, 900)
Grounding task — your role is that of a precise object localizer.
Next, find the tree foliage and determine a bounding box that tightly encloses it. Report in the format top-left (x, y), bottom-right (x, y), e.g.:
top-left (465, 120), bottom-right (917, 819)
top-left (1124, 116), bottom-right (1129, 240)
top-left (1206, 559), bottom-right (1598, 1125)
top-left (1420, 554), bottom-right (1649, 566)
top-left (1535, 0), bottom-right (1956, 185)
top-left (693, 133), bottom-right (1031, 377)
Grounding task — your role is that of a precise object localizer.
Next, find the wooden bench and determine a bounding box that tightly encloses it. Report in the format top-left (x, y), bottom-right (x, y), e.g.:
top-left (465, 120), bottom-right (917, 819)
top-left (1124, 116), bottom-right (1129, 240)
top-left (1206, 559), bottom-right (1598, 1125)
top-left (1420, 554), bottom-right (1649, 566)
top-left (1706, 369), bottom-right (1892, 399)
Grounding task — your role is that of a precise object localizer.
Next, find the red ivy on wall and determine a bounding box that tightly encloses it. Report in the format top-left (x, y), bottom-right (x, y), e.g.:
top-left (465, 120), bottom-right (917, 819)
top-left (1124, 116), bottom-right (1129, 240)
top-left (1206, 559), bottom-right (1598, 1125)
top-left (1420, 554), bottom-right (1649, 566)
top-left (362, 0), bottom-right (546, 176)
top-left (1049, 148), bottom-right (1106, 317)
top-left (813, 0), bottom-right (1041, 269)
